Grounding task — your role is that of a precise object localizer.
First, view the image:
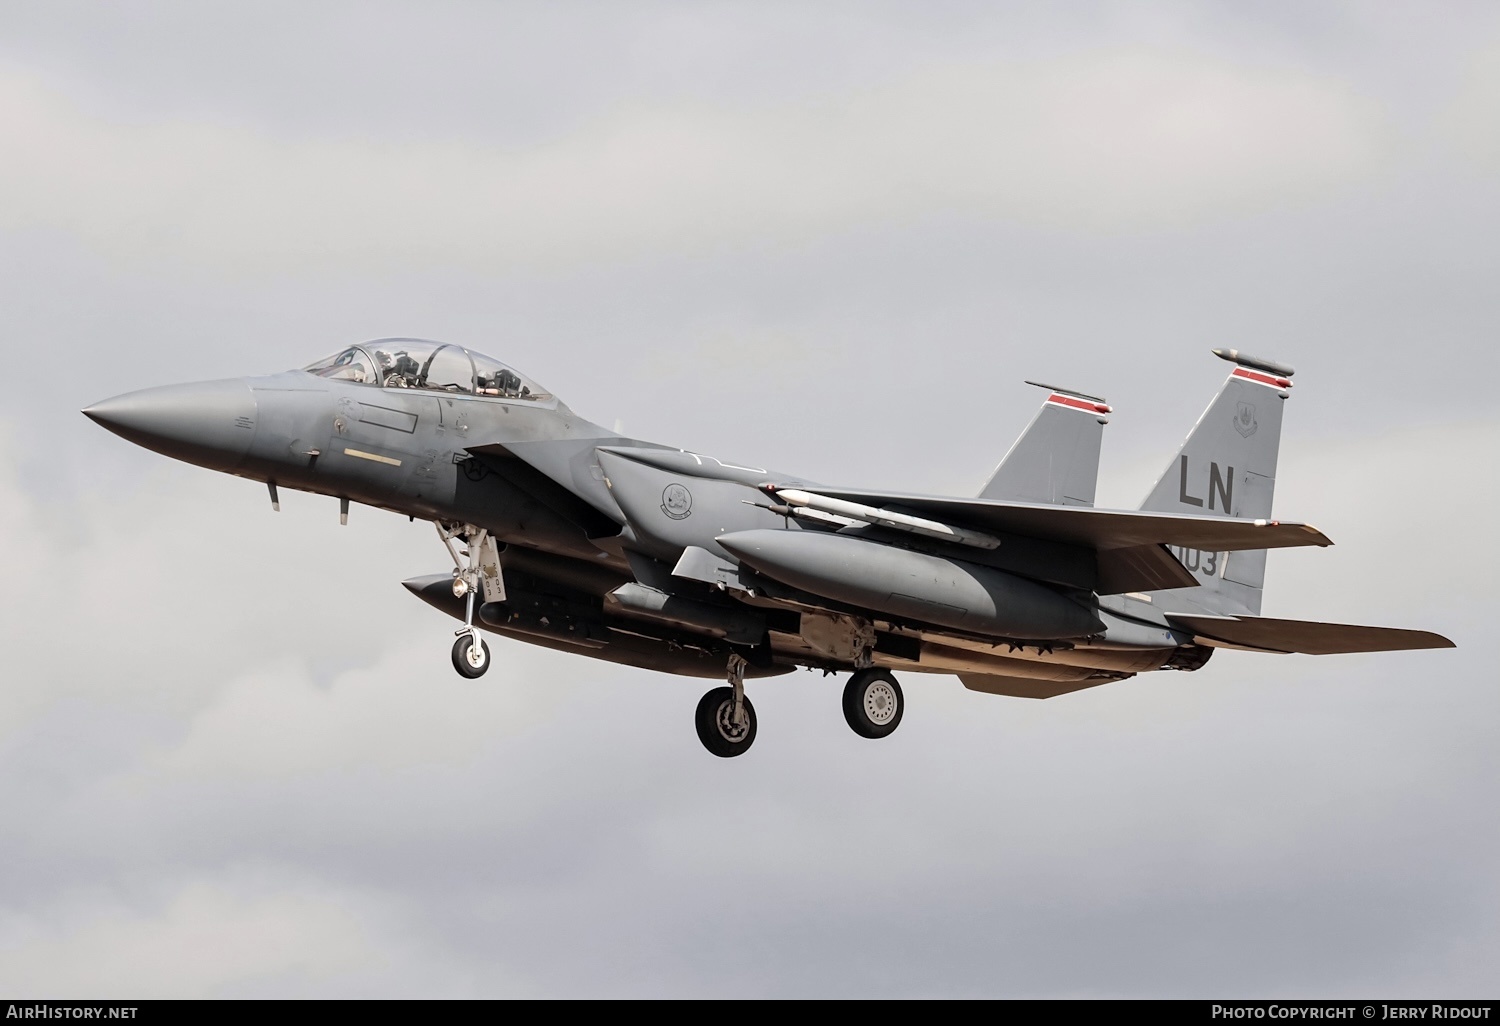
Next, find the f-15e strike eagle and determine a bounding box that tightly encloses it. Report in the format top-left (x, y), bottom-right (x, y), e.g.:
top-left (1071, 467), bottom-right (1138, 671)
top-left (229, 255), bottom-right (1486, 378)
top-left (84, 343), bottom-right (1452, 757)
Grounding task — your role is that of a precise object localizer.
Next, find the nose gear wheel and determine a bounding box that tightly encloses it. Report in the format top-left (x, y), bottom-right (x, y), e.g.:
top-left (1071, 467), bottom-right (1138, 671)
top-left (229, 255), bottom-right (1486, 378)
top-left (452, 634), bottom-right (491, 678)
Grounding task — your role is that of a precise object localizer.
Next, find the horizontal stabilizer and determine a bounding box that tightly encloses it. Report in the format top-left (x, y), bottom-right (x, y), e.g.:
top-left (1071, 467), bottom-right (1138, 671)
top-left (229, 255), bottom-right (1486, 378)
top-left (959, 672), bottom-right (1132, 700)
top-left (1167, 614), bottom-right (1455, 655)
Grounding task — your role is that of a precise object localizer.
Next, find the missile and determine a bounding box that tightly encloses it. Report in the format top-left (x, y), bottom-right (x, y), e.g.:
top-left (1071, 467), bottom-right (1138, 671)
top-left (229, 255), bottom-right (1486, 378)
top-left (765, 487), bottom-right (1002, 550)
top-left (717, 528), bottom-right (1102, 640)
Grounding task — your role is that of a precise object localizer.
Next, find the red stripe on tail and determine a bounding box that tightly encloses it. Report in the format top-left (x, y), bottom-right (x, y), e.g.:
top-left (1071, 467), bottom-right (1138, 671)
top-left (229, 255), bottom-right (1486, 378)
top-left (1231, 367), bottom-right (1293, 389)
top-left (1047, 394), bottom-right (1112, 414)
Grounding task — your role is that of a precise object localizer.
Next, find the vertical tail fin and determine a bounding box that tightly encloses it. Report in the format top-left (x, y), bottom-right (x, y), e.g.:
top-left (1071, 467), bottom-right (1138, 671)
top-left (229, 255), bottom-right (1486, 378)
top-left (981, 383), bottom-right (1111, 505)
top-left (1139, 350), bottom-right (1295, 615)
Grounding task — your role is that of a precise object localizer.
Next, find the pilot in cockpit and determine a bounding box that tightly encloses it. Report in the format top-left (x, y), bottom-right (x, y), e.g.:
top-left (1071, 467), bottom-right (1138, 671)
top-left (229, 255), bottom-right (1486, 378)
top-left (400, 352), bottom-right (425, 388)
top-left (477, 368), bottom-right (529, 398)
top-left (374, 349), bottom-right (421, 388)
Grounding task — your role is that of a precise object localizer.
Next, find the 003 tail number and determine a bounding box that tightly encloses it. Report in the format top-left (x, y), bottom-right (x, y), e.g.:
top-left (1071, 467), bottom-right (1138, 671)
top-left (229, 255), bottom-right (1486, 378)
top-left (1170, 546), bottom-right (1226, 577)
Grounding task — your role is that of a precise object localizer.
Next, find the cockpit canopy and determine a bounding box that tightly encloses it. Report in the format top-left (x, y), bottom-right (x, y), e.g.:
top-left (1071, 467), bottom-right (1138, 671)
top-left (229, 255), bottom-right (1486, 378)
top-left (303, 339), bottom-right (552, 401)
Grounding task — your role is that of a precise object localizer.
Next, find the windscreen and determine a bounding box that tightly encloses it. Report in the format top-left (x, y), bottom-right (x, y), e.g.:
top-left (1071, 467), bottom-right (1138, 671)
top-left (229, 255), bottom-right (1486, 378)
top-left (303, 347), bottom-right (376, 383)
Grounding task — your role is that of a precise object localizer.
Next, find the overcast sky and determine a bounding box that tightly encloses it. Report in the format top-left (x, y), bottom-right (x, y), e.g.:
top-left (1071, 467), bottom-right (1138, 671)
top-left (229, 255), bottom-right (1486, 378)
top-left (0, 1), bottom-right (1496, 998)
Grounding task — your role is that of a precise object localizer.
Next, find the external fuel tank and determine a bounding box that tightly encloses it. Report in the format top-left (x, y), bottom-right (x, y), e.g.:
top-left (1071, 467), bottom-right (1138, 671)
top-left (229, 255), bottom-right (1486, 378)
top-left (716, 529), bottom-right (1102, 640)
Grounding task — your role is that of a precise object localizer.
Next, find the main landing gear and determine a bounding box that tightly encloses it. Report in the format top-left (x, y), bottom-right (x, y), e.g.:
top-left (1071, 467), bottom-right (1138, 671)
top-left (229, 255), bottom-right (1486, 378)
top-left (842, 668), bottom-right (904, 739)
top-left (693, 662), bottom-right (907, 756)
top-left (695, 654), bottom-right (758, 758)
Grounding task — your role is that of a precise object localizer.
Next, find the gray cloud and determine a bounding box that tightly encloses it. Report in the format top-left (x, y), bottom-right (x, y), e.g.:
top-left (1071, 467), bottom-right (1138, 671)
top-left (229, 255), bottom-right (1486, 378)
top-left (0, 53), bottom-right (1386, 277)
top-left (0, 0), bottom-right (1495, 998)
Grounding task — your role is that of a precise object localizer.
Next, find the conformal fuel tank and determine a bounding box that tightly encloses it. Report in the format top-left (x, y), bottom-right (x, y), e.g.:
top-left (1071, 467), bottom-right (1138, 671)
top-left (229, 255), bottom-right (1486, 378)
top-left (717, 529), bottom-right (1103, 640)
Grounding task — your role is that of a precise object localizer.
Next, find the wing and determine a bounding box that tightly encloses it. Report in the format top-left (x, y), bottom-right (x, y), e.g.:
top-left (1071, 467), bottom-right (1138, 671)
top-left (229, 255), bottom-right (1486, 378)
top-left (783, 486), bottom-right (1331, 595)
top-left (808, 487), bottom-right (1331, 552)
top-left (1166, 614), bottom-right (1455, 655)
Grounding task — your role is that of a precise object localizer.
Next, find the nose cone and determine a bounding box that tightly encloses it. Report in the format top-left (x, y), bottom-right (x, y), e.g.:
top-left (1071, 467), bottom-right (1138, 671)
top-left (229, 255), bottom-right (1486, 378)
top-left (83, 379), bottom-right (257, 472)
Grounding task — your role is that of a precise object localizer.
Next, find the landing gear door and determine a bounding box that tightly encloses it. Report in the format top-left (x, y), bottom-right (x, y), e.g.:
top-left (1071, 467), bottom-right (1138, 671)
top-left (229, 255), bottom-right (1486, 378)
top-left (478, 534), bottom-right (506, 603)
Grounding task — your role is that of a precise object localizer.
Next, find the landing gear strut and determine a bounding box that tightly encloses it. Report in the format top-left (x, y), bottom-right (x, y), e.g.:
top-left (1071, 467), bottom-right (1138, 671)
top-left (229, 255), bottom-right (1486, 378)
top-left (439, 522), bottom-right (503, 679)
top-left (843, 668), bottom-right (904, 739)
top-left (695, 654), bottom-right (757, 757)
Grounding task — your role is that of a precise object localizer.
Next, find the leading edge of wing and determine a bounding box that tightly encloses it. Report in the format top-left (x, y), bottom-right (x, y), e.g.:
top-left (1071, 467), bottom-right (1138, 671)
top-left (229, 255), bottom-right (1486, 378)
top-left (806, 487), bottom-right (1333, 553)
top-left (1166, 614), bottom-right (1456, 655)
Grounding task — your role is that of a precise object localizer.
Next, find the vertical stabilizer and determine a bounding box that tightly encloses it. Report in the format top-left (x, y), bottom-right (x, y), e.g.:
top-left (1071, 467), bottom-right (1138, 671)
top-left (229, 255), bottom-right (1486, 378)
top-left (1139, 350), bottom-right (1295, 615)
top-left (981, 383), bottom-right (1111, 506)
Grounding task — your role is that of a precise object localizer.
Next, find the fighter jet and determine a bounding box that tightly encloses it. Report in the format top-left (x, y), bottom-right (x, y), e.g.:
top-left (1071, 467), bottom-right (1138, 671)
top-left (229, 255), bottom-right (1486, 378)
top-left (83, 342), bottom-right (1453, 757)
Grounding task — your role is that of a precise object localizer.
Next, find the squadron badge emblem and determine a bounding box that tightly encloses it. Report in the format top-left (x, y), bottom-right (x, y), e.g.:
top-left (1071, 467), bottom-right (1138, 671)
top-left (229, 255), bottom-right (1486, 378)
top-left (661, 483), bottom-right (693, 519)
top-left (1234, 401), bottom-right (1258, 438)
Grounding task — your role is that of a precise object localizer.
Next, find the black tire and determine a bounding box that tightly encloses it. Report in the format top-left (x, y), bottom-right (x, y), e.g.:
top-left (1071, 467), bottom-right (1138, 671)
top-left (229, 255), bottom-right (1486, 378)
top-left (842, 669), bottom-right (903, 739)
top-left (451, 635), bottom-right (491, 678)
top-left (694, 686), bottom-right (757, 758)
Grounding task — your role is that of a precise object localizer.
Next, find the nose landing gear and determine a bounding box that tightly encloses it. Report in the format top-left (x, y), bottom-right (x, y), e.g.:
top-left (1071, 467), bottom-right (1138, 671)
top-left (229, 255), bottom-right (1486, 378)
top-left (437, 521), bottom-right (504, 679)
top-left (695, 654), bottom-right (758, 757)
